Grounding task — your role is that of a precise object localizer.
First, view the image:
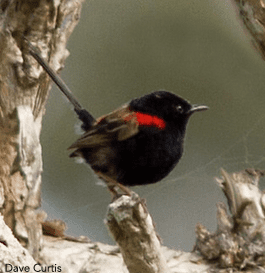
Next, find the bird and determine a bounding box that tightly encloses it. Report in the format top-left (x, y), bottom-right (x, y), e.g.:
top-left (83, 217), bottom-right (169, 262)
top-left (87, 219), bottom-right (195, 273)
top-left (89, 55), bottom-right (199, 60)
top-left (68, 91), bottom-right (208, 187)
top-left (26, 40), bottom-right (208, 192)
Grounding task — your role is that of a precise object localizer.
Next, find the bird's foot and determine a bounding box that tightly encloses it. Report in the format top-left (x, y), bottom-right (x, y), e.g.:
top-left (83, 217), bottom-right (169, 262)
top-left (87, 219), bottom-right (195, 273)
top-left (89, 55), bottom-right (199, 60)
top-left (96, 172), bottom-right (132, 199)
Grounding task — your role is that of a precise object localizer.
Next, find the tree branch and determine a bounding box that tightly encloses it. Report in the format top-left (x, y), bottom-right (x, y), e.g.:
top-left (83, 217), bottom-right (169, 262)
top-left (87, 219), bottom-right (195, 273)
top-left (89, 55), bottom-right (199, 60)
top-left (196, 169), bottom-right (265, 271)
top-left (105, 193), bottom-right (170, 273)
top-left (1, 1), bottom-right (265, 272)
top-left (231, 0), bottom-right (265, 60)
top-left (0, 0), bottom-right (84, 259)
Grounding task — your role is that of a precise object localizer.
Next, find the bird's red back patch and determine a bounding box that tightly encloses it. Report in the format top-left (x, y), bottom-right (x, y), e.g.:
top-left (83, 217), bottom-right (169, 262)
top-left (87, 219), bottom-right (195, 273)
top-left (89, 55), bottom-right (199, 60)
top-left (123, 112), bottom-right (166, 130)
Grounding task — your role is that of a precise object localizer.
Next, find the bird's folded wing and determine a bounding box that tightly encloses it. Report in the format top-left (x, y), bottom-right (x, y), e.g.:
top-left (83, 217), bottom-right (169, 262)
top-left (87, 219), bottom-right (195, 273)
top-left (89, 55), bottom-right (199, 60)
top-left (68, 104), bottom-right (140, 149)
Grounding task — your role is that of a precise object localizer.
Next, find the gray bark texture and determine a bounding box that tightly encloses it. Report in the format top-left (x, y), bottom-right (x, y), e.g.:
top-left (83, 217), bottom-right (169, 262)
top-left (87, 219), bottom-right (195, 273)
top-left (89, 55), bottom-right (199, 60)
top-left (231, 0), bottom-right (265, 60)
top-left (0, 0), bottom-right (265, 272)
top-left (0, 0), bottom-right (83, 260)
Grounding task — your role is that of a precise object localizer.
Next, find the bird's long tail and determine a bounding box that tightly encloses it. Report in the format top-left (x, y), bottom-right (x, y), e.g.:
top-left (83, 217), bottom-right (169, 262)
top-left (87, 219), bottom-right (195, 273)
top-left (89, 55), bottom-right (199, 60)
top-left (25, 38), bottom-right (95, 131)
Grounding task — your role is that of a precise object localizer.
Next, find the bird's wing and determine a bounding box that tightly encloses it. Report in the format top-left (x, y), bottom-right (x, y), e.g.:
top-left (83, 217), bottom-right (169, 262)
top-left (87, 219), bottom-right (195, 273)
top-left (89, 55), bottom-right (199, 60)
top-left (68, 104), bottom-right (140, 149)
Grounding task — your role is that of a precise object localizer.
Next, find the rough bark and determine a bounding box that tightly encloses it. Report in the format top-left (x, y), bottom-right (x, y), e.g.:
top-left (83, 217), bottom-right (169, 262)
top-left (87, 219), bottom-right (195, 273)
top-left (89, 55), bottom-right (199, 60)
top-left (0, 215), bottom-right (36, 272)
top-left (1, 169), bottom-right (264, 272)
top-left (195, 169), bottom-right (265, 272)
top-left (105, 193), bottom-right (171, 273)
top-left (1, 0), bottom-right (265, 272)
top-left (231, 0), bottom-right (265, 60)
top-left (0, 0), bottom-right (83, 259)
top-left (0, 196), bottom-right (210, 273)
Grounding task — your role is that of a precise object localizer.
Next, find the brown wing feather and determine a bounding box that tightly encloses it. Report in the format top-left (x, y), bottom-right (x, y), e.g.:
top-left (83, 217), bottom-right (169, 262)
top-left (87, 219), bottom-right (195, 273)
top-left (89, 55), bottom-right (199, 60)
top-left (68, 104), bottom-right (139, 150)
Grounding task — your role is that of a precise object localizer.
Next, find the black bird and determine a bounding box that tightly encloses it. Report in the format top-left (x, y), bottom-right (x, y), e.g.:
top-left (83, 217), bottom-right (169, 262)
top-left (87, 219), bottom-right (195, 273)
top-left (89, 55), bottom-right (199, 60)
top-left (68, 91), bottom-right (208, 186)
top-left (27, 41), bottom-right (208, 190)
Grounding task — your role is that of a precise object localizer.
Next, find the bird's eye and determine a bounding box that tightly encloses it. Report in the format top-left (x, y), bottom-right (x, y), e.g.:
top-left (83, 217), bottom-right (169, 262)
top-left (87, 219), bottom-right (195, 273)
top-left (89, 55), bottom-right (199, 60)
top-left (175, 105), bottom-right (183, 113)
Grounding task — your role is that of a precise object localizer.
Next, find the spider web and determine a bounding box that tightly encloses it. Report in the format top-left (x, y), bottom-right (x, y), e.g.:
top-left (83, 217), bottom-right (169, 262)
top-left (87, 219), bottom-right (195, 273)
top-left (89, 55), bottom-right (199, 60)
top-left (140, 110), bottom-right (265, 199)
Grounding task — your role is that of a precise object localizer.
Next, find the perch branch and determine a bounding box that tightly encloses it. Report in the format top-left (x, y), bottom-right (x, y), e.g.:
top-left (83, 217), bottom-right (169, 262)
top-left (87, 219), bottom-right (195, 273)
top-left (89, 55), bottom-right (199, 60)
top-left (105, 193), bottom-right (170, 273)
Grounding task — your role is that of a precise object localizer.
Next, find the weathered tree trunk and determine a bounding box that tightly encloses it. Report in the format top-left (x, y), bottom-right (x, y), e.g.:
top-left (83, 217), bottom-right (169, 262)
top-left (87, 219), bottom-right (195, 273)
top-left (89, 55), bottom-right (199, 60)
top-left (231, 0), bottom-right (265, 61)
top-left (195, 169), bottom-right (265, 272)
top-left (1, 168), bottom-right (264, 272)
top-left (0, 0), bottom-right (83, 259)
top-left (0, 0), bottom-right (265, 273)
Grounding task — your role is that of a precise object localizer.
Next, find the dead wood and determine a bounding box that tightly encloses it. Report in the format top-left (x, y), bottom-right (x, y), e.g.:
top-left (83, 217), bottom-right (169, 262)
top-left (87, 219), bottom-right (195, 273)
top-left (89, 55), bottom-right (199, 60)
top-left (1, 1), bottom-right (265, 272)
top-left (0, 0), bottom-right (83, 259)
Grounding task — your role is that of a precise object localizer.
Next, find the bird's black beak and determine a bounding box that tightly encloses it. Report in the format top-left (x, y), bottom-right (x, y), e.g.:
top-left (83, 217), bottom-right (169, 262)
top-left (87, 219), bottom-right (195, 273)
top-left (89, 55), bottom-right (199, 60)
top-left (188, 104), bottom-right (209, 115)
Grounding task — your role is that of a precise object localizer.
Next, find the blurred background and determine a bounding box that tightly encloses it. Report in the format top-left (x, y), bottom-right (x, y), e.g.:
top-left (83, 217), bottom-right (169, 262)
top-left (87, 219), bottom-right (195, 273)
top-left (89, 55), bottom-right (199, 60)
top-left (41, 0), bottom-right (265, 251)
